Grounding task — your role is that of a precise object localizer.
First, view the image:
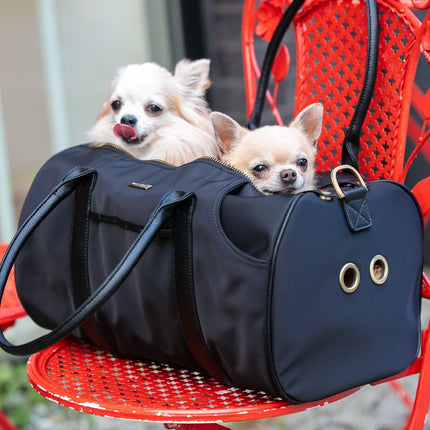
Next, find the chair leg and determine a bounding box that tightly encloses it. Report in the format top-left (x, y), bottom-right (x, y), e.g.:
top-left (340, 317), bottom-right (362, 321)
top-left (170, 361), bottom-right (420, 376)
top-left (0, 410), bottom-right (19, 430)
top-left (389, 380), bottom-right (414, 410)
top-left (404, 330), bottom-right (430, 429)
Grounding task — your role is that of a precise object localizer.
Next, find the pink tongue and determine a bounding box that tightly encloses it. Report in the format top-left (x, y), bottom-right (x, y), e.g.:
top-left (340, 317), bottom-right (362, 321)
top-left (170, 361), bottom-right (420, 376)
top-left (114, 123), bottom-right (137, 140)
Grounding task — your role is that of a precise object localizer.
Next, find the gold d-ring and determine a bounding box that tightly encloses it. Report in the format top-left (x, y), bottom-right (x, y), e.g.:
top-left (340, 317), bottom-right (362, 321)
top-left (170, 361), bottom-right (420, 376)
top-left (331, 165), bottom-right (367, 199)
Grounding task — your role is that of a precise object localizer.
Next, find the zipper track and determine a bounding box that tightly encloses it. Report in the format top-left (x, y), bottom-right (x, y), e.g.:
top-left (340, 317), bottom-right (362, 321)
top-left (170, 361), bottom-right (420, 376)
top-left (202, 156), bottom-right (261, 192)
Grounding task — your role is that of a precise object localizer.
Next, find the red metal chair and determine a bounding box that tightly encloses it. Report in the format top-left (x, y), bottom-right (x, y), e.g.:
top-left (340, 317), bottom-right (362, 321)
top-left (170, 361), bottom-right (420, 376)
top-left (0, 244), bottom-right (27, 332)
top-left (25, 1), bottom-right (430, 429)
top-left (0, 243), bottom-right (27, 430)
top-left (27, 337), bottom-right (361, 429)
top-left (243, 0), bottom-right (430, 181)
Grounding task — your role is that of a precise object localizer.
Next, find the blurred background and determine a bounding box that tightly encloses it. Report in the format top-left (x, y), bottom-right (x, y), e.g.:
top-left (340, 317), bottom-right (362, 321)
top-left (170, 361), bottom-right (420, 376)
top-left (0, 0), bottom-right (250, 242)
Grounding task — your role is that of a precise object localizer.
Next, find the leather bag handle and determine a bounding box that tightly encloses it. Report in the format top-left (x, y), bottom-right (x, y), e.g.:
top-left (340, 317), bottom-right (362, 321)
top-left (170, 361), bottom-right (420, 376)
top-left (0, 166), bottom-right (194, 356)
top-left (247, 0), bottom-right (379, 170)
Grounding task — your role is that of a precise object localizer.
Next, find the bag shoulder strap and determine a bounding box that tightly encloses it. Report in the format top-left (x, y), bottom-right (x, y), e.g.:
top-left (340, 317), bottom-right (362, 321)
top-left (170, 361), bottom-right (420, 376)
top-left (342, 0), bottom-right (379, 168)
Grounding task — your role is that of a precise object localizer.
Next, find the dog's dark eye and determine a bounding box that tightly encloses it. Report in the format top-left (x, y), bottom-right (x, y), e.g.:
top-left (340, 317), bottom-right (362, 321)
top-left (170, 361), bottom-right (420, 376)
top-left (111, 100), bottom-right (122, 111)
top-left (146, 104), bottom-right (163, 115)
top-left (253, 164), bottom-right (268, 174)
top-left (297, 158), bottom-right (308, 169)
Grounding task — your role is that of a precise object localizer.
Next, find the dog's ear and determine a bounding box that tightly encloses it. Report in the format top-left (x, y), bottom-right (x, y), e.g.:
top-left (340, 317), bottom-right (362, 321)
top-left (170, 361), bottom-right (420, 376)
top-left (291, 103), bottom-right (323, 145)
top-left (210, 112), bottom-right (246, 154)
top-left (174, 59), bottom-right (211, 96)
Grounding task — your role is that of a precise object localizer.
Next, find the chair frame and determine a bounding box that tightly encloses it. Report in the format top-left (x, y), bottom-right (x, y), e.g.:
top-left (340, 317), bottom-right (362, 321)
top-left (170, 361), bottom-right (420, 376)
top-left (0, 243), bottom-right (26, 430)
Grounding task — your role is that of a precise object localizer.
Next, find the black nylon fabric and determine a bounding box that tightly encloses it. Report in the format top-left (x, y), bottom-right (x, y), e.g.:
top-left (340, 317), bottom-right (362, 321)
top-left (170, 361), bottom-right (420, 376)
top-left (14, 143), bottom-right (423, 402)
top-left (270, 182), bottom-right (423, 402)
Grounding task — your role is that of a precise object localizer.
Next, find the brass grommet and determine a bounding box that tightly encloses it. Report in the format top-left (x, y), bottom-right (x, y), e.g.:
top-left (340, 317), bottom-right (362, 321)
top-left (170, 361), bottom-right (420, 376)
top-left (339, 263), bottom-right (360, 294)
top-left (370, 255), bottom-right (389, 285)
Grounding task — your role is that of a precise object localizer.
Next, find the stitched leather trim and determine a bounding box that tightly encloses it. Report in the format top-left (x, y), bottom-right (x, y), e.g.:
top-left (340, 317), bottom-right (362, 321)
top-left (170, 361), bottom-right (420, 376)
top-left (341, 187), bottom-right (372, 232)
top-left (267, 194), bottom-right (303, 402)
top-left (89, 212), bottom-right (142, 233)
top-left (70, 175), bottom-right (116, 353)
top-left (89, 212), bottom-right (172, 237)
top-left (172, 196), bottom-right (234, 386)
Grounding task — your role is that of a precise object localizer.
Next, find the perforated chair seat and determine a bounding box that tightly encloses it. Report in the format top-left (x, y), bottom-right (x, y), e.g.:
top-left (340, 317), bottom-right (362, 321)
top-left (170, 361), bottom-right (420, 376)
top-left (27, 337), bottom-right (360, 424)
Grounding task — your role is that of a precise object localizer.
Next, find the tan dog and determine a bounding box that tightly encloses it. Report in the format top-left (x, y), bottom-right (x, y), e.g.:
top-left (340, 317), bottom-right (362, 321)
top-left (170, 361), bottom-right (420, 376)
top-left (211, 103), bottom-right (323, 194)
top-left (87, 59), bottom-right (219, 165)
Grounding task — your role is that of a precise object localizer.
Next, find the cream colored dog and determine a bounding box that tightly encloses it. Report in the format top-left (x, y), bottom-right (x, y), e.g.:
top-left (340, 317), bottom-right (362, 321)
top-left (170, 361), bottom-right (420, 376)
top-left (87, 59), bottom-right (219, 165)
top-left (211, 103), bottom-right (323, 194)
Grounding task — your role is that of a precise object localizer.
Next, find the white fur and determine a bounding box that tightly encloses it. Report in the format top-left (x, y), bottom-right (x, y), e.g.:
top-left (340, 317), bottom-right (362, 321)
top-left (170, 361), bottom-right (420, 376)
top-left (87, 59), bottom-right (220, 165)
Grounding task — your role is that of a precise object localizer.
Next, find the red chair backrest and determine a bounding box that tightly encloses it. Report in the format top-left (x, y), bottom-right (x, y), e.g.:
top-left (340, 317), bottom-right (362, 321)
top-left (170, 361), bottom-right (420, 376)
top-left (242, 0), bottom-right (430, 181)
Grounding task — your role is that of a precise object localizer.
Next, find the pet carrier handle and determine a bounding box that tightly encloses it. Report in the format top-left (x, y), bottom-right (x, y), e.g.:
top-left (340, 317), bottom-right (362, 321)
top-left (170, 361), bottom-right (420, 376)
top-left (342, 0), bottom-right (379, 169)
top-left (248, 0), bottom-right (379, 171)
top-left (0, 167), bottom-right (194, 356)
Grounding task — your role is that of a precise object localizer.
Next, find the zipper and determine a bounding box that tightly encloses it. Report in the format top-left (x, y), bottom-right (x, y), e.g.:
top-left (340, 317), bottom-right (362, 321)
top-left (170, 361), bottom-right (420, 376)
top-left (201, 156), bottom-right (261, 192)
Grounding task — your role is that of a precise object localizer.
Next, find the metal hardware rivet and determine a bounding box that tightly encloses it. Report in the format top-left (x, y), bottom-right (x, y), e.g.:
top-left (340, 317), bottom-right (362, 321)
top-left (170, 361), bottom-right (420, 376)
top-left (129, 182), bottom-right (153, 190)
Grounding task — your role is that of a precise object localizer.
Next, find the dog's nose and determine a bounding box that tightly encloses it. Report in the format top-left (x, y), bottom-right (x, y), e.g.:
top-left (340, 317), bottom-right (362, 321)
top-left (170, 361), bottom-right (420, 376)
top-left (280, 169), bottom-right (297, 184)
top-left (121, 115), bottom-right (137, 127)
